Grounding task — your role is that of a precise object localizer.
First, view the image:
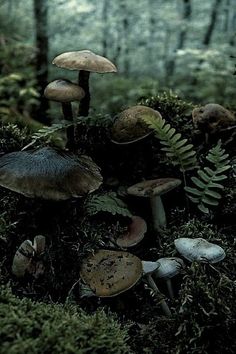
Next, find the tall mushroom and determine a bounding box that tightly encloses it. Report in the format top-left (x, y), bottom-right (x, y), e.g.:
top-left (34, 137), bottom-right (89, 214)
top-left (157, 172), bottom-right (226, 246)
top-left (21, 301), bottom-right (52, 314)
top-left (44, 79), bottom-right (85, 149)
top-left (52, 50), bottom-right (117, 117)
top-left (127, 178), bottom-right (181, 232)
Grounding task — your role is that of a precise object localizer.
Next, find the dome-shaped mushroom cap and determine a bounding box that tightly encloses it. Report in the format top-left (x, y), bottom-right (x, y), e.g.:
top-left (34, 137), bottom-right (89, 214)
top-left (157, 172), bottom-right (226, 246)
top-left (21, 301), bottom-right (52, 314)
top-left (142, 261), bottom-right (159, 275)
top-left (116, 215), bottom-right (147, 248)
top-left (80, 250), bottom-right (143, 297)
top-left (44, 79), bottom-right (85, 103)
top-left (111, 105), bottom-right (161, 144)
top-left (0, 147), bottom-right (102, 200)
top-left (127, 178), bottom-right (182, 197)
top-left (52, 50), bottom-right (117, 73)
top-left (174, 238), bottom-right (226, 263)
top-left (155, 257), bottom-right (184, 279)
top-left (12, 240), bottom-right (34, 277)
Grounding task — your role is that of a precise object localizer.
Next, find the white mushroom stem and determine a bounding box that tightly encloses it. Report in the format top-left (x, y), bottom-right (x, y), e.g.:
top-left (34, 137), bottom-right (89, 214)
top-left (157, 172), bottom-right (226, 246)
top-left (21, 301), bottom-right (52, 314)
top-left (147, 274), bottom-right (171, 317)
top-left (150, 195), bottom-right (166, 232)
top-left (166, 279), bottom-right (174, 300)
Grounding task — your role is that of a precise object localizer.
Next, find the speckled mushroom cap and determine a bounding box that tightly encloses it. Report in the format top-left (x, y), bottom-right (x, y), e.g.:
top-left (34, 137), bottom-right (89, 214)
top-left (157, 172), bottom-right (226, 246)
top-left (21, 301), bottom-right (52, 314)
top-left (12, 240), bottom-right (34, 278)
top-left (44, 79), bottom-right (85, 103)
top-left (116, 216), bottom-right (147, 248)
top-left (0, 147), bottom-right (102, 200)
top-left (111, 105), bottom-right (162, 144)
top-left (127, 178), bottom-right (182, 198)
top-left (52, 50), bottom-right (117, 73)
top-left (174, 238), bottom-right (226, 263)
top-left (155, 257), bottom-right (184, 279)
top-left (80, 250), bottom-right (143, 297)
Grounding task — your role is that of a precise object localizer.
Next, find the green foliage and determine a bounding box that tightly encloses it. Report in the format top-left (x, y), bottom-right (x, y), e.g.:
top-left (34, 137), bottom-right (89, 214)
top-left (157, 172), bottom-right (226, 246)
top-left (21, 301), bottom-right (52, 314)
top-left (85, 192), bottom-right (132, 218)
top-left (0, 123), bottom-right (30, 153)
top-left (185, 141), bottom-right (230, 213)
top-left (141, 113), bottom-right (197, 172)
top-left (76, 114), bottom-right (113, 128)
top-left (0, 286), bottom-right (131, 354)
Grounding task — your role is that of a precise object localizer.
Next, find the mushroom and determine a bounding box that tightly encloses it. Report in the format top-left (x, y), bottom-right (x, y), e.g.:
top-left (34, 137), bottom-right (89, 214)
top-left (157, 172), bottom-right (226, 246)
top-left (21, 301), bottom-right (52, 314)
top-left (52, 50), bottom-right (117, 117)
top-left (0, 147), bottom-right (102, 200)
top-left (115, 215), bottom-right (147, 248)
top-left (12, 235), bottom-right (46, 278)
top-left (111, 106), bottom-right (162, 144)
top-left (154, 257), bottom-right (184, 299)
top-left (44, 79), bottom-right (85, 149)
top-left (174, 238), bottom-right (226, 264)
top-left (127, 178), bottom-right (181, 232)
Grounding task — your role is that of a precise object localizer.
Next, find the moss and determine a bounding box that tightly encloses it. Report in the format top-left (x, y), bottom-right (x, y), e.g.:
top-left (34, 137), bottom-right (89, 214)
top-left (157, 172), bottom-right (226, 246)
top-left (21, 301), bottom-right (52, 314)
top-left (0, 122), bottom-right (30, 153)
top-left (0, 285), bottom-right (131, 354)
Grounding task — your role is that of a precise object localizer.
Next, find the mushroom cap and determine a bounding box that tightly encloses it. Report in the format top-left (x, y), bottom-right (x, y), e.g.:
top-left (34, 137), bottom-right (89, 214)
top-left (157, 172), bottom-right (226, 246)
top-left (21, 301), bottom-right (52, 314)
top-left (116, 216), bottom-right (147, 248)
top-left (12, 240), bottom-right (34, 277)
top-left (0, 147), bottom-right (102, 200)
top-left (52, 50), bottom-right (117, 73)
top-left (142, 261), bottom-right (159, 275)
top-left (174, 238), bottom-right (226, 263)
top-left (44, 79), bottom-right (85, 103)
top-left (80, 250), bottom-right (143, 297)
top-left (155, 257), bottom-right (184, 279)
top-left (33, 235), bottom-right (46, 254)
top-left (111, 105), bottom-right (161, 144)
top-left (127, 178), bottom-right (182, 198)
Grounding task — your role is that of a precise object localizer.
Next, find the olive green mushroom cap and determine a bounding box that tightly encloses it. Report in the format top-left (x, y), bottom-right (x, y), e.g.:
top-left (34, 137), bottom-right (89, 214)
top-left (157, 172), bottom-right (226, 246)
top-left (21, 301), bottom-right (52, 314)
top-left (44, 79), bottom-right (85, 103)
top-left (52, 50), bottom-right (117, 73)
top-left (111, 105), bottom-right (162, 144)
top-left (0, 147), bottom-right (102, 200)
top-left (116, 215), bottom-right (147, 248)
top-left (127, 178), bottom-right (182, 197)
top-left (80, 250), bottom-right (143, 297)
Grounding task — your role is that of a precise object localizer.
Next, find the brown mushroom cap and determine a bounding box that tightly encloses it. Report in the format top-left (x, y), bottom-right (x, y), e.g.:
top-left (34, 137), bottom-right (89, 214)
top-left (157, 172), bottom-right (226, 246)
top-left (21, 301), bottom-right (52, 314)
top-left (0, 147), bottom-right (102, 200)
top-left (52, 50), bottom-right (117, 73)
top-left (44, 79), bottom-right (85, 103)
top-left (111, 105), bottom-right (162, 144)
top-left (80, 250), bottom-right (143, 297)
top-left (127, 178), bottom-right (182, 198)
top-left (116, 216), bottom-right (147, 248)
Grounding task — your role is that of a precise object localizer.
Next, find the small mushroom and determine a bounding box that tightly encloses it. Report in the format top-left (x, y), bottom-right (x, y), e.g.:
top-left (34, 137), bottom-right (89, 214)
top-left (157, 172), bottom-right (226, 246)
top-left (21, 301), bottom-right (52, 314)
top-left (111, 105), bottom-right (162, 144)
top-left (174, 238), bottom-right (226, 263)
top-left (0, 147), bottom-right (102, 200)
top-left (116, 216), bottom-right (147, 248)
top-left (44, 79), bottom-right (85, 149)
top-left (52, 50), bottom-right (117, 117)
top-left (154, 257), bottom-right (184, 299)
top-left (127, 178), bottom-right (181, 232)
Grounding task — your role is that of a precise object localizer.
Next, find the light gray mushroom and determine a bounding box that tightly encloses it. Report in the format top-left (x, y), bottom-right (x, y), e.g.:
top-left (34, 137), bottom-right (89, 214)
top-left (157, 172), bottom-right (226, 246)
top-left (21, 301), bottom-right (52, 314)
top-left (174, 238), bottom-right (226, 263)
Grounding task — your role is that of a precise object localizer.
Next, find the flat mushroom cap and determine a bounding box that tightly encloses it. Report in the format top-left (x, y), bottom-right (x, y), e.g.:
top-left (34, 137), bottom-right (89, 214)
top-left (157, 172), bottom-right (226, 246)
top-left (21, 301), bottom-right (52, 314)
top-left (80, 250), bottom-right (143, 297)
top-left (155, 257), bottom-right (184, 279)
top-left (52, 50), bottom-right (117, 73)
top-left (116, 215), bottom-right (147, 248)
top-left (0, 147), bottom-right (102, 200)
top-left (111, 105), bottom-right (162, 144)
top-left (127, 178), bottom-right (182, 198)
top-left (44, 79), bottom-right (85, 103)
top-left (174, 238), bottom-right (226, 263)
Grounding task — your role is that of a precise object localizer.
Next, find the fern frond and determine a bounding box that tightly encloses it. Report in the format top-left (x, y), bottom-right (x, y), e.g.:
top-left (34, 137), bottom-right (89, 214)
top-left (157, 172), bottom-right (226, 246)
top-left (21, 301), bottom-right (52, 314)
top-left (185, 141), bottom-right (230, 213)
top-left (85, 192), bottom-right (132, 217)
top-left (141, 114), bottom-right (197, 172)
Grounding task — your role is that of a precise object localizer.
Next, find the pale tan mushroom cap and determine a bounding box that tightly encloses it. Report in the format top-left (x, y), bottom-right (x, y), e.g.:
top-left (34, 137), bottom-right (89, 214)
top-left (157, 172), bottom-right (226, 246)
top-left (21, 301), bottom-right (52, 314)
top-left (44, 80), bottom-right (85, 103)
top-left (12, 240), bottom-right (34, 277)
top-left (127, 178), bottom-right (182, 197)
top-left (80, 250), bottom-right (143, 297)
top-left (111, 105), bottom-right (162, 143)
top-left (116, 216), bottom-right (147, 248)
top-left (52, 50), bottom-right (117, 73)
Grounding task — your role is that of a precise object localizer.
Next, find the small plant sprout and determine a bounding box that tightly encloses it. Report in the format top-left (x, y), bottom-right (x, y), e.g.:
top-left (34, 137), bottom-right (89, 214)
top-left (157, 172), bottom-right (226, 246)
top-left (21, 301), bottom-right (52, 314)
top-left (127, 178), bottom-right (181, 232)
top-left (116, 216), bottom-right (147, 248)
top-left (174, 238), bottom-right (226, 264)
top-left (154, 257), bottom-right (184, 299)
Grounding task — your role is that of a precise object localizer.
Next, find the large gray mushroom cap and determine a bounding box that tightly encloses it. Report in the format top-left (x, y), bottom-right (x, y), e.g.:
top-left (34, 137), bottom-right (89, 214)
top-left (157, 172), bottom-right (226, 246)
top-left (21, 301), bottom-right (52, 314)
top-left (0, 147), bottom-right (102, 200)
top-left (174, 238), bottom-right (226, 263)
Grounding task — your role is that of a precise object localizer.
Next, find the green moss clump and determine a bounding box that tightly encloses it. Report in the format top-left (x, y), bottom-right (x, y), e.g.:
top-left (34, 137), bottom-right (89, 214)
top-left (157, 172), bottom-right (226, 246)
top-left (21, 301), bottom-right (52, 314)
top-left (0, 123), bottom-right (29, 153)
top-left (0, 286), bottom-right (131, 354)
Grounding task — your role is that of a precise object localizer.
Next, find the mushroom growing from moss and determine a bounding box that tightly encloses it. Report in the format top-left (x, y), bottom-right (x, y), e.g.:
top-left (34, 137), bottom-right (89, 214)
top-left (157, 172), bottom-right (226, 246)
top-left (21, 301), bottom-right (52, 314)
top-left (52, 50), bottom-right (117, 117)
top-left (115, 216), bottom-right (147, 248)
top-left (44, 79), bottom-right (85, 149)
top-left (0, 147), bottom-right (102, 200)
top-left (127, 178), bottom-right (181, 232)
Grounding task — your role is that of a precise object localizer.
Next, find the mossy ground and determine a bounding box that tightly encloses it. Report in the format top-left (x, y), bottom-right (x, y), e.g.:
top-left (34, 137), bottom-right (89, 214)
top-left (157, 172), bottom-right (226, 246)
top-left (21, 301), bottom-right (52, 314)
top-left (0, 93), bottom-right (235, 353)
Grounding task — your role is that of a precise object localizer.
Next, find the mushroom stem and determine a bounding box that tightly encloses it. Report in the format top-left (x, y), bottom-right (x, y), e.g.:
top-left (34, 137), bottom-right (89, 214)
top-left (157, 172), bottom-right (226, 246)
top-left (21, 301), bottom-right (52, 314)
top-left (150, 195), bottom-right (166, 232)
top-left (147, 274), bottom-right (171, 317)
top-left (78, 70), bottom-right (90, 117)
top-left (61, 102), bottom-right (74, 150)
top-left (166, 279), bottom-right (174, 300)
